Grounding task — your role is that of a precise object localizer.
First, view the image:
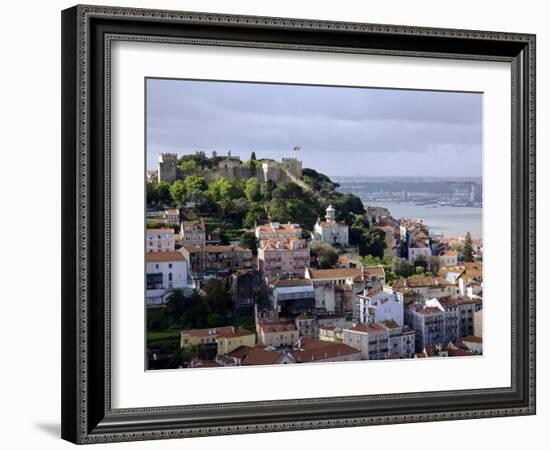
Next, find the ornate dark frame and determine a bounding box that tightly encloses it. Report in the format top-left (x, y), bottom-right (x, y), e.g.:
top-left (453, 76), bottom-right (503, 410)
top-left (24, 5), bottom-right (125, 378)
top-left (61, 4), bottom-right (536, 444)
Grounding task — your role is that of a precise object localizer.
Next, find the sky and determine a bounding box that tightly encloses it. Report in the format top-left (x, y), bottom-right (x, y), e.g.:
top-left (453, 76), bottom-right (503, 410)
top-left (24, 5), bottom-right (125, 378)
top-left (146, 78), bottom-right (482, 178)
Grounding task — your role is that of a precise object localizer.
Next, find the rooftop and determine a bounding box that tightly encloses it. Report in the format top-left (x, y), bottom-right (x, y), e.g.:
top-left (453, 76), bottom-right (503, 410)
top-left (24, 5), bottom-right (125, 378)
top-left (146, 228), bottom-right (175, 234)
top-left (307, 268), bottom-right (363, 281)
top-left (146, 251), bottom-right (186, 262)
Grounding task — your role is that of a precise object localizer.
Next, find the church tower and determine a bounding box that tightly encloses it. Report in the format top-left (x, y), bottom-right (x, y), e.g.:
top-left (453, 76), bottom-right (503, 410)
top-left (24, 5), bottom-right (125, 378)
top-left (325, 205), bottom-right (336, 223)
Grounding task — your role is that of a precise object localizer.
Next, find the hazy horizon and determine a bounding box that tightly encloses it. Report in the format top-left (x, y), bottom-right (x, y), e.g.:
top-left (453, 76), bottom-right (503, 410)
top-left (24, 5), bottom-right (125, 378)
top-left (146, 78), bottom-right (483, 178)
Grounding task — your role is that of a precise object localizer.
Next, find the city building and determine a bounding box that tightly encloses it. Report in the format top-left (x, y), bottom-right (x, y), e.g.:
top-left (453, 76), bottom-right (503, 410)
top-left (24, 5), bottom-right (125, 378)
top-left (385, 276), bottom-right (455, 300)
top-left (290, 338), bottom-right (361, 363)
top-left (146, 228), bottom-right (176, 253)
top-left (363, 265), bottom-right (386, 285)
top-left (405, 297), bottom-right (477, 352)
top-left (356, 288), bottom-right (404, 326)
top-left (255, 222), bottom-right (302, 241)
top-left (313, 205), bottom-right (349, 246)
top-left (231, 270), bottom-right (261, 316)
top-left (181, 245), bottom-right (253, 281)
top-left (319, 324), bottom-right (344, 343)
top-left (305, 267), bottom-right (365, 316)
top-left (145, 251), bottom-right (188, 305)
top-left (146, 207), bottom-right (179, 225)
top-left (180, 220), bottom-right (206, 246)
top-left (342, 321), bottom-right (415, 360)
top-left (257, 237), bottom-right (310, 279)
top-left (180, 326), bottom-right (235, 350)
top-left (295, 313), bottom-right (317, 338)
top-left (408, 240), bottom-right (432, 263)
top-left (267, 279), bottom-right (316, 316)
top-left (257, 320), bottom-right (299, 348)
top-left (439, 250), bottom-right (458, 267)
top-left (460, 336), bottom-right (483, 354)
top-left (216, 329), bottom-right (256, 355)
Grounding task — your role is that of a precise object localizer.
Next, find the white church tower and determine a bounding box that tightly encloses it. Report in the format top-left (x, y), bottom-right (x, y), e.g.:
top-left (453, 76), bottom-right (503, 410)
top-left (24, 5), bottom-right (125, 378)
top-left (313, 205), bottom-right (349, 246)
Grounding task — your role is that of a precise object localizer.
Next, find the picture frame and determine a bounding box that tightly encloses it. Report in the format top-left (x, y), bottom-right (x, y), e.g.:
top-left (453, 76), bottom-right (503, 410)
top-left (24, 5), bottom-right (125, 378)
top-left (61, 4), bottom-right (536, 444)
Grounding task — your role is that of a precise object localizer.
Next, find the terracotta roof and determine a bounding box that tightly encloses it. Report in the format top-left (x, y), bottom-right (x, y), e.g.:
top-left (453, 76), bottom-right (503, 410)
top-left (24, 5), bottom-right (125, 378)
top-left (298, 337), bottom-right (341, 349)
top-left (181, 326), bottom-right (234, 338)
top-left (241, 349), bottom-right (284, 366)
top-left (227, 345), bottom-right (254, 359)
top-left (363, 265), bottom-right (385, 277)
top-left (391, 277), bottom-right (450, 289)
top-left (260, 237), bottom-right (307, 251)
top-left (256, 222), bottom-right (302, 234)
top-left (290, 343), bottom-right (359, 362)
top-left (259, 321), bottom-right (297, 333)
top-left (382, 320), bottom-right (400, 329)
top-left (270, 279), bottom-right (312, 288)
top-left (350, 322), bottom-right (386, 333)
top-left (217, 329), bottom-right (255, 339)
top-left (410, 241), bottom-right (429, 249)
top-left (441, 250), bottom-right (458, 257)
top-left (146, 251), bottom-right (186, 262)
top-left (183, 245), bottom-right (250, 254)
top-left (307, 268), bottom-right (363, 280)
top-left (146, 228), bottom-right (174, 234)
top-left (181, 220), bottom-right (205, 231)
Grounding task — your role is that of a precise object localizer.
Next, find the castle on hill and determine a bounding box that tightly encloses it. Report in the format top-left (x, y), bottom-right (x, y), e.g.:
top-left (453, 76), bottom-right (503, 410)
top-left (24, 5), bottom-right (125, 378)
top-left (154, 152), bottom-right (303, 185)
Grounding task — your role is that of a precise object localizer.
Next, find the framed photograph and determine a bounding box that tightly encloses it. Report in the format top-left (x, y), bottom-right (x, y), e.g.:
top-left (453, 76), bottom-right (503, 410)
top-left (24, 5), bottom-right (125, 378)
top-left (61, 5), bottom-right (536, 444)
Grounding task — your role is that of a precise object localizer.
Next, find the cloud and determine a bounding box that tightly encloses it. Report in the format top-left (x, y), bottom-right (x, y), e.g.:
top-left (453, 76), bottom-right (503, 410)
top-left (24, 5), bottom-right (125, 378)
top-left (146, 78), bottom-right (482, 177)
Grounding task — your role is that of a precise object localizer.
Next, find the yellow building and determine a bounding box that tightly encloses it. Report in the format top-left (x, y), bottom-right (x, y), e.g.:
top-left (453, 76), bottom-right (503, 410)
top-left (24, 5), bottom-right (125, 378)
top-left (216, 330), bottom-right (256, 355)
top-left (258, 321), bottom-right (298, 348)
top-left (180, 326), bottom-right (234, 350)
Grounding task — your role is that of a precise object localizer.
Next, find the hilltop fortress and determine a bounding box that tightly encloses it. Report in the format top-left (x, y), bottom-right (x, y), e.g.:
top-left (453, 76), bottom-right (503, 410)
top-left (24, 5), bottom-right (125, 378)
top-left (154, 152), bottom-right (303, 185)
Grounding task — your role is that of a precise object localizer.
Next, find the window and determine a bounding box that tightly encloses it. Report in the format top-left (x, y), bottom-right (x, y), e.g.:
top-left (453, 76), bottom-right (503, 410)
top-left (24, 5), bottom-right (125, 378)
top-left (168, 263), bottom-right (172, 268)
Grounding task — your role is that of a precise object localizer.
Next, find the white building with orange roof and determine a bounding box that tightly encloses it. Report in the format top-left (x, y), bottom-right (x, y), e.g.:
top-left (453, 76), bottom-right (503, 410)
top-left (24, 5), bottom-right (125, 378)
top-left (257, 237), bottom-right (310, 279)
top-left (146, 228), bottom-right (176, 253)
top-left (313, 205), bottom-right (349, 246)
top-left (439, 249), bottom-right (458, 267)
top-left (146, 251), bottom-right (189, 305)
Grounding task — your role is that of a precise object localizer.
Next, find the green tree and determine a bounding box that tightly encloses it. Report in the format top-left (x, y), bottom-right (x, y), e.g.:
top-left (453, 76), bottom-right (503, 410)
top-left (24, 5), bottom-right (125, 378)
top-left (180, 290), bottom-right (208, 329)
top-left (239, 231), bottom-right (259, 254)
top-left (413, 254), bottom-right (429, 271)
top-left (365, 228), bottom-right (387, 258)
top-left (147, 182), bottom-right (158, 205)
top-left (164, 289), bottom-right (188, 324)
top-left (243, 203), bottom-right (266, 228)
top-left (310, 241), bottom-right (339, 269)
top-left (203, 278), bottom-right (232, 316)
top-left (392, 257), bottom-right (415, 278)
top-left (206, 312), bottom-right (225, 327)
top-left (179, 159), bottom-right (200, 175)
top-left (154, 181), bottom-right (172, 206)
top-left (169, 180), bottom-right (185, 205)
top-left (463, 232), bottom-right (474, 262)
top-left (250, 151), bottom-right (257, 161)
top-left (244, 177), bottom-right (262, 202)
top-left (183, 175), bottom-right (207, 193)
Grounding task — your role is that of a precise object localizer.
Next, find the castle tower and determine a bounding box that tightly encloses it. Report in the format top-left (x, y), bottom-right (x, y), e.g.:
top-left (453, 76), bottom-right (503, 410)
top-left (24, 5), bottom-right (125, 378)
top-left (158, 153), bottom-right (177, 184)
top-left (325, 205), bottom-right (336, 223)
